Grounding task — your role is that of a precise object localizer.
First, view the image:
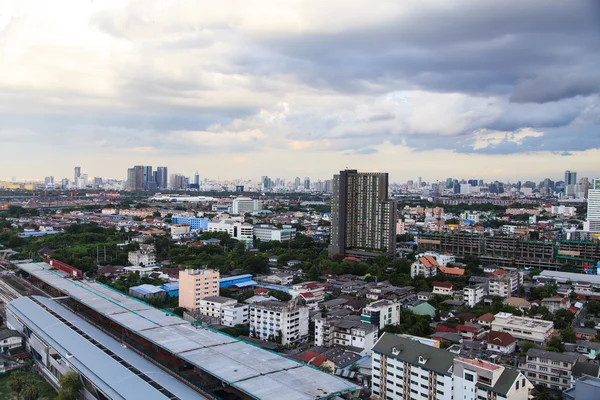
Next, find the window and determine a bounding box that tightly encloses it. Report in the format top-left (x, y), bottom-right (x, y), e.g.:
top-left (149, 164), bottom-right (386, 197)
top-left (465, 373), bottom-right (474, 382)
top-left (550, 377), bottom-right (559, 383)
top-left (516, 381), bottom-right (519, 390)
top-left (539, 366), bottom-right (548, 372)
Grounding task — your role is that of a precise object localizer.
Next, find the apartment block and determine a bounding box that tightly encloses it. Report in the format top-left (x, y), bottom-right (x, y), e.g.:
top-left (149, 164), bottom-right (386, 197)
top-left (198, 295), bottom-right (249, 327)
top-left (372, 333), bottom-right (530, 400)
top-left (361, 300), bottom-right (401, 329)
top-left (491, 312), bottom-right (553, 343)
top-left (127, 244), bottom-right (157, 267)
top-left (249, 300), bottom-right (309, 346)
top-left (178, 269), bottom-right (220, 311)
top-left (463, 284), bottom-right (485, 307)
top-left (207, 220), bottom-right (253, 243)
top-left (487, 269), bottom-right (524, 298)
top-left (521, 349), bottom-right (589, 391)
top-left (314, 315), bottom-right (378, 356)
top-left (253, 224), bottom-right (296, 242)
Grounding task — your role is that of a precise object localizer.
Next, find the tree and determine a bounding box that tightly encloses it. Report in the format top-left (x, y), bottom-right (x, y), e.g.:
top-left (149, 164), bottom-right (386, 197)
top-left (57, 371), bottom-right (82, 400)
top-left (10, 373), bottom-right (24, 398)
top-left (22, 385), bottom-right (39, 400)
top-left (519, 341), bottom-right (536, 356)
top-left (588, 300), bottom-right (600, 316)
top-left (560, 327), bottom-right (577, 344)
top-left (318, 364), bottom-right (333, 374)
top-left (268, 290), bottom-right (292, 302)
top-left (554, 309), bottom-right (575, 329)
top-left (546, 336), bottom-right (565, 352)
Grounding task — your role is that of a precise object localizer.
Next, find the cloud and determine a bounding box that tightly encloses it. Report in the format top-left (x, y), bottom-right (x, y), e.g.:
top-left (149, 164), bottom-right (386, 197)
top-left (0, 0), bottom-right (599, 181)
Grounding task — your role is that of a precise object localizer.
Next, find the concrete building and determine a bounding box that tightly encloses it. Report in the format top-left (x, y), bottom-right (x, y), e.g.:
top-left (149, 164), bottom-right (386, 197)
top-left (541, 296), bottom-right (570, 313)
top-left (361, 300), bottom-right (400, 329)
top-left (463, 284), bottom-right (485, 307)
top-left (207, 220), bottom-right (253, 243)
top-left (171, 216), bottom-right (209, 231)
top-left (198, 296), bottom-right (249, 327)
top-left (249, 300), bottom-right (309, 346)
top-left (480, 331), bottom-right (518, 354)
top-left (179, 269), bottom-right (220, 311)
top-left (521, 348), bottom-right (589, 392)
top-left (492, 312), bottom-right (554, 343)
top-left (314, 315), bottom-right (378, 356)
top-left (422, 252), bottom-right (455, 267)
top-left (372, 333), bottom-right (530, 400)
top-left (410, 255), bottom-right (439, 278)
top-left (584, 178), bottom-right (600, 232)
top-left (6, 296), bottom-right (207, 400)
top-left (432, 281), bottom-right (454, 296)
top-left (232, 197), bottom-right (262, 214)
top-left (129, 284), bottom-right (166, 300)
top-left (329, 169), bottom-right (396, 259)
top-left (128, 244), bottom-right (157, 267)
top-left (487, 269), bottom-right (523, 298)
top-left (0, 329), bottom-right (22, 353)
top-left (254, 225), bottom-right (296, 242)
top-left (564, 375), bottom-right (600, 400)
top-left (171, 224), bottom-right (191, 237)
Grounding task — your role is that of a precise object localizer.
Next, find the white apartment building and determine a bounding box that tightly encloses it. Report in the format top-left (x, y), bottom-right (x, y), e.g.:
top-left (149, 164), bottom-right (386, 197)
top-left (253, 225), bottom-right (296, 242)
top-left (232, 197), bottom-right (262, 214)
top-left (432, 282), bottom-right (454, 296)
top-left (127, 244), bottom-right (157, 267)
top-left (372, 333), bottom-right (531, 400)
top-left (249, 300), bottom-right (309, 346)
top-left (361, 300), bottom-right (401, 330)
top-left (422, 252), bottom-right (456, 267)
top-left (491, 312), bottom-right (554, 343)
top-left (289, 282), bottom-right (326, 305)
top-left (463, 284), bottom-right (485, 307)
top-left (198, 296), bottom-right (249, 326)
top-left (521, 349), bottom-right (588, 392)
top-left (584, 179), bottom-right (600, 232)
top-left (259, 273), bottom-right (294, 286)
top-left (314, 316), bottom-right (378, 356)
top-left (0, 330), bottom-right (22, 353)
top-left (207, 220), bottom-right (253, 242)
top-left (541, 297), bottom-right (570, 313)
top-left (410, 255), bottom-right (439, 278)
top-left (170, 224), bottom-right (190, 237)
top-left (488, 270), bottom-right (523, 298)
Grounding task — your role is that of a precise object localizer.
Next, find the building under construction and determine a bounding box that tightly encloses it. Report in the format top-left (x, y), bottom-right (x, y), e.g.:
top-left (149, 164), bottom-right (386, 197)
top-left (15, 262), bottom-right (358, 400)
top-left (418, 233), bottom-right (600, 272)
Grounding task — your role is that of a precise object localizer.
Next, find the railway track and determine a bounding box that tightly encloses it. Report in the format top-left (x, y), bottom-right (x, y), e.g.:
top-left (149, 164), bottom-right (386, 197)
top-left (0, 277), bottom-right (22, 304)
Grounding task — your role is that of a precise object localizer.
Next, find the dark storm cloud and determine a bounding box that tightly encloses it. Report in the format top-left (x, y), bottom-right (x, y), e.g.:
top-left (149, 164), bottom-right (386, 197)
top-left (234, 0), bottom-right (600, 102)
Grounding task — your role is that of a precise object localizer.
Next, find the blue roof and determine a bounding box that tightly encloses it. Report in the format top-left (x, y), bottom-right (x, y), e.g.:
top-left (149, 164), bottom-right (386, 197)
top-left (160, 282), bottom-right (179, 291)
top-left (130, 284), bottom-right (165, 295)
top-left (220, 274), bottom-right (253, 283)
top-left (232, 280), bottom-right (257, 288)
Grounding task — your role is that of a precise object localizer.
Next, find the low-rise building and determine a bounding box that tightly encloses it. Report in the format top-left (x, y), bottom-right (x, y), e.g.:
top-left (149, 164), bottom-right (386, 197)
top-left (198, 296), bottom-right (249, 327)
top-left (487, 269), bottom-right (524, 298)
top-left (541, 296), bottom-right (570, 313)
top-left (432, 281), bottom-right (454, 296)
top-left (361, 300), bottom-right (401, 329)
top-left (249, 300), bottom-right (309, 346)
top-left (521, 348), bottom-right (589, 392)
top-left (564, 375), bottom-right (600, 400)
top-left (411, 255), bottom-right (439, 278)
top-left (314, 315), bottom-right (378, 356)
top-left (178, 268), bottom-right (220, 311)
top-left (481, 330), bottom-right (518, 354)
top-left (128, 284), bottom-right (166, 300)
top-left (0, 330), bottom-right (22, 353)
top-left (171, 216), bottom-right (209, 231)
top-left (170, 224), bottom-right (191, 237)
top-left (491, 312), bottom-right (554, 343)
top-left (503, 296), bottom-right (532, 311)
top-left (128, 244), bottom-right (157, 267)
top-left (253, 225), bottom-right (296, 242)
top-left (463, 284), bottom-right (485, 307)
top-left (207, 220), bottom-right (253, 243)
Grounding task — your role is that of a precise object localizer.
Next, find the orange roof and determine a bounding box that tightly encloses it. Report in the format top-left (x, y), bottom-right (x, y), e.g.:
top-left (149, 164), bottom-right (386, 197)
top-left (432, 281), bottom-right (453, 289)
top-left (419, 255), bottom-right (439, 268)
top-left (291, 351), bottom-right (328, 367)
top-left (439, 266), bottom-right (465, 276)
top-left (477, 313), bottom-right (496, 322)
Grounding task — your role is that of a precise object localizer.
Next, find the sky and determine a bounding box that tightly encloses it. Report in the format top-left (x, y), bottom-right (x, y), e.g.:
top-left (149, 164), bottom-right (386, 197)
top-left (1, 0), bottom-right (599, 183)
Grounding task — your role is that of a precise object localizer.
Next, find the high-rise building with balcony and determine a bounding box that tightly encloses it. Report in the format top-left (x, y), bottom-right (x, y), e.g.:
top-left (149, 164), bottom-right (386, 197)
top-left (584, 179), bottom-right (600, 232)
top-left (178, 269), bottom-right (220, 311)
top-left (329, 169), bottom-right (396, 258)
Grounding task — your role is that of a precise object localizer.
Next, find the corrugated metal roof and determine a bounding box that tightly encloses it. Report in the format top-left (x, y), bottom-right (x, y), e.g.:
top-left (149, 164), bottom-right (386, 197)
top-left (16, 263), bottom-right (357, 400)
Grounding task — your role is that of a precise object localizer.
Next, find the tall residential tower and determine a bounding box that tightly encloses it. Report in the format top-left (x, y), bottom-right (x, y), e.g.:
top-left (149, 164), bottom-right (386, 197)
top-left (584, 178), bottom-right (600, 232)
top-left (329, 169), bottom-right (396, 259)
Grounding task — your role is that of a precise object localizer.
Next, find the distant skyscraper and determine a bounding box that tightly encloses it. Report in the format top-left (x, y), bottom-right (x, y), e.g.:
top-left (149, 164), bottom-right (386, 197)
top-left (44, 176), bottom-right (54, 189)
top-left (74, 166), bottom-right (81, 183)
top-left (565, 170), bottom-right (578, 186)
top-left (584, 178), bottom-right (600, 232)
top-left (445, 178), bottom-right (453, 189)
top-left (155, 167), bottom-right (168, 189)
top-left (194, 171), bottom-right (200, 186)
top-left (304, 177), bottom-right (311, 190)
top-left (329, 169), bottom-right (396, 258)
top-left (126, 166), bottom-right (145, 190)
top-left (295, 177), bottom-right (301, 189)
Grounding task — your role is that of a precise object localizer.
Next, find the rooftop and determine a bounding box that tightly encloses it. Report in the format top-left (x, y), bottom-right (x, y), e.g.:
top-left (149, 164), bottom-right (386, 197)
top-left (456, 357), bottom-right (501, 371)
top-left (7, 296), bottom-right (206, 400)
top-left (16, 262), bottom-right (356, 400)
top-left (527, 348), bottom-right (586, 363)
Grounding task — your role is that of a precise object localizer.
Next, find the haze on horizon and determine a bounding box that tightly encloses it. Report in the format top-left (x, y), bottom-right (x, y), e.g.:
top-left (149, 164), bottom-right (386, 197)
top-left (1, 0), bottom-right (599, 183)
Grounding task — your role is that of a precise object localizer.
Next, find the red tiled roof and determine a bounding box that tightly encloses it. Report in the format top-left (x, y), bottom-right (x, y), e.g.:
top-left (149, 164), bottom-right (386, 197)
top-left (419, 255), bottom-right (439, 269)
top-left (477, 313), bottom-right (495, 322)
top-left (481, 331), bottom-right (517, 347)
top-left (432, 281), bottom-right (453, 289)
top-left (291, 351), bottom-right (327, 367)
top-left (299, 292), bottom-right (314, 298)
top-left (254, 288), bottom-right (268, 294)
top-left (435, 324), bottom-right (459, 334)
top-left (569, 306), bottom-right (578, 314)
top-left (457, 324), bottom-right (477, 333)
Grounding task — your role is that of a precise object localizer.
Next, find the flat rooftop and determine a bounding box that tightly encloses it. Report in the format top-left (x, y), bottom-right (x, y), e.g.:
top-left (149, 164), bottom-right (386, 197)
top-left (493, 313), bottom-right (553, 330)
top-left (7, 296), bottom-right (205, 400)
top-left (17, 263), bottom-right (357, 400)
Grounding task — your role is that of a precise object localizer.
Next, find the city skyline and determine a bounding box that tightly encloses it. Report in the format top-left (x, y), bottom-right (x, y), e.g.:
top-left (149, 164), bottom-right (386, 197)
top-left (1, 1), bottom-right (599, 181)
